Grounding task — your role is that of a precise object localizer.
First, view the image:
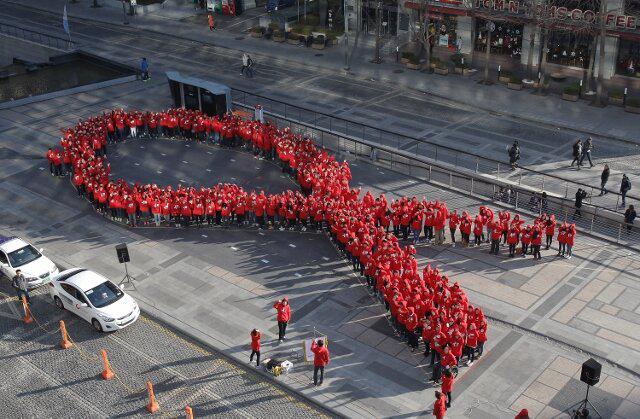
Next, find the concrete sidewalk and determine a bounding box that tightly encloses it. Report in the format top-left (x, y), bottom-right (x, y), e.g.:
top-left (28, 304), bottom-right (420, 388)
top-left (3, 0), bottom-right (640, 143)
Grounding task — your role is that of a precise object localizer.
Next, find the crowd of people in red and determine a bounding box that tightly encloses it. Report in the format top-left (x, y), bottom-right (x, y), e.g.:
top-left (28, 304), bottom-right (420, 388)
top-left (47, 107), bottom-right (580, 415)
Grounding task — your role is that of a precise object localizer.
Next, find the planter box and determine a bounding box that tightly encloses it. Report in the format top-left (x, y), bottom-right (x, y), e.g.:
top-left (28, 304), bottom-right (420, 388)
top-left (434, 67), bottom-right (449, 75)
top-left (609, 97), bottom-right (624, 106)
top-left (405, 62), bottom-right (420, 70)
top-left (507, 82), bottom-right (523, 91)
top-left (562, 93), bottom-right (579, 102)
top-left (250, 31), bottom-right (263, 38)
top-left (273, 35), bottom-right (285, 43)
top-left (625, 105), bottom-right (640, 114)
top-left (499, 75), bottom-right (511, 84)
top-left (331, 38), bottom-right (339, 46)
top-left (312, 43), bottom-right (325, 50)
top-left (454, 67), bottom-right (472, 76)
top-left (287, 36), bottom-right (300, 45)
top-left (400, 57), bottom-right (410, 64)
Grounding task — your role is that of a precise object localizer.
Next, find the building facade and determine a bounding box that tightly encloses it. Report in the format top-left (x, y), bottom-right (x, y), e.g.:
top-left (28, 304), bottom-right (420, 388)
top-left (391, 0), bottom-right (640, 85)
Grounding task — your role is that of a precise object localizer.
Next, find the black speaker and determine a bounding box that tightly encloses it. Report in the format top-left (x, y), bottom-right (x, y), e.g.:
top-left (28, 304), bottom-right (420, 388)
top-left (115, 243), bottom-right (130, 264)
top-left (580, 358), bottom-right (601, 386)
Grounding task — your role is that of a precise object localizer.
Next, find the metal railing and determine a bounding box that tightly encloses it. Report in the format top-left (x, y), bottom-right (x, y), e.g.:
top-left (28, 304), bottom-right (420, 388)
top-left (0, 22), bottom-right (75, 51)
top-left (231, 98), bottom-right (640, 250)
top-left (230, 88), bottom-right (639, 217)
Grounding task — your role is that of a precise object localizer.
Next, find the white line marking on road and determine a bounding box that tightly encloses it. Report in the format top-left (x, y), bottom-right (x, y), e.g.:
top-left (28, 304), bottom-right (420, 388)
top-left (294, 273), bottom-right (302, 277)
top-left (289, 244), bottom-right (296, 248)
top-left (230, 158), bottom-right (236, 162)
top-left (39, 167), bottom-right (45, 170)
top-left (140, 146), bottom-right (145, 149)
top-left (161, 153), bottom-right (166, 156)
top-left (185, 144), bottom-right (191, 148)
top-left (157, 170), bottom-right (163, 174)
top-left (322, 256), bottom-right (330, 261)
top-left (258, 231), bottom-right (265, 235)
top-left (207, 151), bottom-right (212, 155)
top-left (206, 169), bottom-right (212, 172)
top-left (230, 246), bottom-right (238, 250)
top-left (182, 160), bottom-right (188, 164)
top-left (201, 234), bottom-right (208, 238)
top-left (134, 162), bottom-right (140, 166)
top-left (261, 259), bottom-right (269, 264)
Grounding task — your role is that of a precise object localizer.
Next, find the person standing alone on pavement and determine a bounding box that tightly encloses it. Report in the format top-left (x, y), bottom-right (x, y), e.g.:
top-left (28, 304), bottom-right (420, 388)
top-left (12, 269), bottom-right (31, 305)
top-left (208, 14), bottom-right (215, 31)
top-left (273, 297), bottom-right (291, 342)
top-left (508, 140), bottom-right (520, 170)
top-left (599, 164), bottom-right (610, 195)
top-left (580, 137), bottom-right (594, 168)
top-left (140, 58), bottom-right (149, 81)
top-left (625, 205), bottom-right (636, 233)
top-left (241, 53), bottom-right (254, 77)
top-left (570, 139), bottom-right (582, 169)
top-left (620, 174), bottom-right (631, 207)
top-left (433, 391), bottom-right (447, 419)
top-left (573, 188), bottom-right (588, 219)
top-left (311, 338), bottom-right (330, 386)
top-left (249, 328), bottom-right (261, 367)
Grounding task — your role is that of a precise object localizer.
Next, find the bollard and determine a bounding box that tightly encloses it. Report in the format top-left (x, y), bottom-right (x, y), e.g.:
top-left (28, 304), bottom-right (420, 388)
top-left (59, 320), bottom-right (73, 349)
top-left (21, 295), bottom-right (33, 324)
top-left (146, 380), bottom-right (159, 413)
top-left (100, 349), bottom-right (115, 380)
top-left (185, 406), bottom-right (194, 419)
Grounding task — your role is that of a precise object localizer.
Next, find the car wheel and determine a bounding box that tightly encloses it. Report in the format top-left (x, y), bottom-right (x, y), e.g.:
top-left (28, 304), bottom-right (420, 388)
top-left (92, 319), bottom-right (103, 333)
top-left (54, 296), bottom-right (64, 310)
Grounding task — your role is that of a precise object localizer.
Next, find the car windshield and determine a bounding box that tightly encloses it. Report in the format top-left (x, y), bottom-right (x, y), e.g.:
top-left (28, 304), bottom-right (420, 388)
top-left (84, 281), bottom-right (124, 308)
top-left (7, 245), bottom-right (41, 268)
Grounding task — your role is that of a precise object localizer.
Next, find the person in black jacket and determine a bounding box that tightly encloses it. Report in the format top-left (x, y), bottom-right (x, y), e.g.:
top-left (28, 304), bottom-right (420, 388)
top-left (574, 188), bottom-right (588, 219)
top-left (599, 164), bottom-right (610, 195)
top-left (508, 141), bottom-right (520, 170)
top-left (580, 137), bottom-right (594, 168)
top-left (570, 140), bottom-right (582, 169)
top-left (620, 174), bottom-right (631, 207)
top-left (625, 205), bottom-right (636, 233)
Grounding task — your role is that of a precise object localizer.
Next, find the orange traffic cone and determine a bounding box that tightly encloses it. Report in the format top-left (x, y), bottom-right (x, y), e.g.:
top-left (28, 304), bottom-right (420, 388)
top-left (21, 295), bottom-right (33, 324)
top-left (59, 320), bottom-right (73, 349)
top-left (100, 349), bottom-right (115, 380)
top-left (185, 406), bottom-right (194, 419)
top-left (146, 380), bottom-right (159, 413)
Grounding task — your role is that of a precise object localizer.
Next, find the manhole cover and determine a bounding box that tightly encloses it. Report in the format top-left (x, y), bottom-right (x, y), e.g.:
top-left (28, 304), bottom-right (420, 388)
top-left (314, 53), bottom-right (323, 57)
top-left (393, 69), bottom-right (404, 73)
top-left (235, 36), bottom-right (245, 40)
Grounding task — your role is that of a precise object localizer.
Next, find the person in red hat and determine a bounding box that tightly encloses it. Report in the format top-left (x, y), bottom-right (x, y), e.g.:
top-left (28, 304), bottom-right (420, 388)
top-left (311, 338), bottom-right (330, 386)
top-left (273, 297), bottom-right (291, 342)
top-left (249, 328), bottom-right (261, 367)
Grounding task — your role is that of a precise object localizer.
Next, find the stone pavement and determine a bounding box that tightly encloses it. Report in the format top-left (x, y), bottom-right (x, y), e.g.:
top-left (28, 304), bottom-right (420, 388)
top-left (0, 81), bottom-right (640, 417)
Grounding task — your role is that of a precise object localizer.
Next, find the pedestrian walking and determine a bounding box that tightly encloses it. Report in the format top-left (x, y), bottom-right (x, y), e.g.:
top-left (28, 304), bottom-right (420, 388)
top-left (241, 53), bottom-right (254, 77)
top-left (311, 338), bottom-right (330, 385)
top-left (208, 14), bottom-right (215, 31)
top-left (570, 139), bottom-right (582, 169)
top-left (441, 370), bottom-right (455, 408)
top-left (573, 188), bottom-right (587, 219)
top-left (140, 57), bottom-right (149, 81)
top-left (273, 297), bottom-right (291, 342)
top-left (433, 391), bottom-right (447, 419)
top-left (249, 328), bottom-right (261, 367)
top-left (579, 137), bottom-right (594, 168)
top-left (625, 205), bottom-right (636, 233)
top-left (508, 140), bottom-right (520, 170)
top-left (599, 164), bottom-right (610, 195)
top-left (12, 269), bottom-right (31, 305)
top-left (620, 174), bottom-right (631, 207)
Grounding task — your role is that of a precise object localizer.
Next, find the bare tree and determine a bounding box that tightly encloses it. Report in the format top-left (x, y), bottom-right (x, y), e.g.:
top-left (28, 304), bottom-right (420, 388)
top-left (407, 0), bottom-right (434, 71)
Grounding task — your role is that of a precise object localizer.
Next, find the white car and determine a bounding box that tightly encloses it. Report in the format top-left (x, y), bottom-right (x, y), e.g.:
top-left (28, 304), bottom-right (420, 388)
top-left (49, 268), bottom-right (140, 332)
top-left (0, 236), bottom-right (59, 289)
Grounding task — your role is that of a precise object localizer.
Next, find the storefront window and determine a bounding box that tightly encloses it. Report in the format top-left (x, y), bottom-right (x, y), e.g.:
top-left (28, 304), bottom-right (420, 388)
top-left (616, 37), bottom-right (640, 77)
top-left (433, 14), bottom-right (458, 50)
top-left (474, 18), bottom-right (523, 58)
top-left (546, 30), bottom-right (594, 69)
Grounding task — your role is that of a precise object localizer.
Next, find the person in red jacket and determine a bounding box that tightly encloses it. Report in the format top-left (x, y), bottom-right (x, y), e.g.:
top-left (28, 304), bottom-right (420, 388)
top-left (311, 338), bottom-right (330, 386)
top-left (514, 408), bottom-right (529, 419)
top-left (565, 223), bottom-right (576, 259)
top-left (250, 328), bottom-right (261, 367)
top-left (433, 391), bottom-right (447, 419)
top-left (441, 370), bottom-right (455, 408)
top-left (464, 323), bottom-right (478, 365)
top-left (507, 226), bottom-right (519, 258)
top-left (448, 210), bottom-right (459, 247)
top-left (273, 297), bottom-right (291, 342)
top-left (545, 215), bottom-right (556, 250)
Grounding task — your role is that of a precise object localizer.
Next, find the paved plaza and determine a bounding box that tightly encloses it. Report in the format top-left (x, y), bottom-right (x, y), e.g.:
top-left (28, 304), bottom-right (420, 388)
top-left (0, 80), bottom-right (638, 417)
top-left (1, 3), bottom-right (640, 417)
